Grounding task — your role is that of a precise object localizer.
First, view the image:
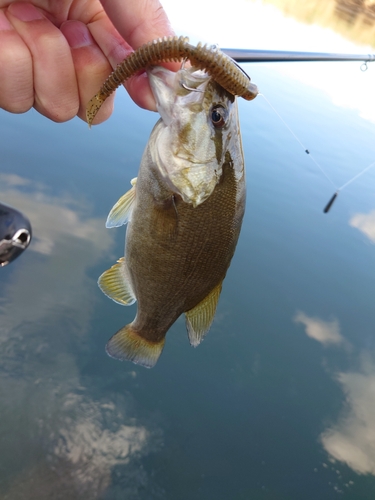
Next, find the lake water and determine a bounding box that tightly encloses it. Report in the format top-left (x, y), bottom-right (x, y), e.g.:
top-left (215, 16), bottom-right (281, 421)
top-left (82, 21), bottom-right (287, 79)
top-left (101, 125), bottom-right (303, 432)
top-left (1, 1), bottom-right (375, 499)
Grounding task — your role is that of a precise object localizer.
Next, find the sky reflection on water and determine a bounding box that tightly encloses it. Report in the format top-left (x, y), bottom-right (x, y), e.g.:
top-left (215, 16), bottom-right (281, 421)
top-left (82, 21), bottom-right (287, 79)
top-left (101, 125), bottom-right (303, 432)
top-left (0, 175), bottom-right (160, 499)
top-left (295, 308), bottom-right (375, 479)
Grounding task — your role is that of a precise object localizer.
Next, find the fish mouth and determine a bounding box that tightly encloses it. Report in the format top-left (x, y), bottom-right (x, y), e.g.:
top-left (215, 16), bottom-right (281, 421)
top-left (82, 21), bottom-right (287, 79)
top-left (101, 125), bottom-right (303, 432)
top-left (148, 67), bottom-right (211, 125)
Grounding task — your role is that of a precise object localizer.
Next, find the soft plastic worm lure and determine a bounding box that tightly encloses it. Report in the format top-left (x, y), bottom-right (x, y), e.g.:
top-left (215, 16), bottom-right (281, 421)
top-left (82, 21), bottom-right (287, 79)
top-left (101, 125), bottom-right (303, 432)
top-left (86, 35), bottom-right (259, 126)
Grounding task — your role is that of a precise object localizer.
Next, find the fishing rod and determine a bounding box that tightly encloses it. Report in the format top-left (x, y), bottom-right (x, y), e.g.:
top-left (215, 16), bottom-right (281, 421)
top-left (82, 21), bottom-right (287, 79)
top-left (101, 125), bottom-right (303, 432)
top-left (222, 48), bottom-right (375, 65)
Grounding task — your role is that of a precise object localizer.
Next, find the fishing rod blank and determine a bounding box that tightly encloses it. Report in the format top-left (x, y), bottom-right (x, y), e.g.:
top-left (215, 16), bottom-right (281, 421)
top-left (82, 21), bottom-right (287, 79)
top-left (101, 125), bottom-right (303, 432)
top-left (222, 48), bottom-right (375, 64)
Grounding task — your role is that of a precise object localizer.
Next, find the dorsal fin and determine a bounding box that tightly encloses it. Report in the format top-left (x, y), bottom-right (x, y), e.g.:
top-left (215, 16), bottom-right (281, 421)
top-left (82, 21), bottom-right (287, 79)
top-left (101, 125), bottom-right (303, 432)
top-left (106, 177), bottom-right (137, 228)
top-left (98, 257), bottom-right (136, 305)
top-left (185, 281), bottom-right (223, 347)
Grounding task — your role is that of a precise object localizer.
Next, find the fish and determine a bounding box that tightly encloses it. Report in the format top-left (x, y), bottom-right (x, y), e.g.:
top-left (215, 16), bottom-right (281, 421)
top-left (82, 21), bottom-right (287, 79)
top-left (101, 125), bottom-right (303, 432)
top-left (98, 65), bottom-right (246, 368)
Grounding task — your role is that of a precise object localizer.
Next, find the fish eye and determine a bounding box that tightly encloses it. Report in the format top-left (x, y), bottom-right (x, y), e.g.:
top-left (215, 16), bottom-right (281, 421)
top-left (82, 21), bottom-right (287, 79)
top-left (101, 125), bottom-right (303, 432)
top-left (211, 105), bottom-right (227, 128)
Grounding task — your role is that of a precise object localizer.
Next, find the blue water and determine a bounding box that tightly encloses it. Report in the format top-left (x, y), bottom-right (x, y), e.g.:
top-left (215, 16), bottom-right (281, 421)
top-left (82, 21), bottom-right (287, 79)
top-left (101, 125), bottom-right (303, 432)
top-left (1, 43), bottom-right (375, 500)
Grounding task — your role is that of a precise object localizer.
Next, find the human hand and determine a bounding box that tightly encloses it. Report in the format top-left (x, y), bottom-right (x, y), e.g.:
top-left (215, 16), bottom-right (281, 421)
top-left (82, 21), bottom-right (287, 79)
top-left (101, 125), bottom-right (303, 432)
top-left (0, 0), bottom-right (178, 124)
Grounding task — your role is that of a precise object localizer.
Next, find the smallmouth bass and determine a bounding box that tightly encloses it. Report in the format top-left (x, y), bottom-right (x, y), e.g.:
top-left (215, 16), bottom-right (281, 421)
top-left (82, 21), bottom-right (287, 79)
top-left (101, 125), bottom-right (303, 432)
top-left (98, 66), bottom-right (246, 368)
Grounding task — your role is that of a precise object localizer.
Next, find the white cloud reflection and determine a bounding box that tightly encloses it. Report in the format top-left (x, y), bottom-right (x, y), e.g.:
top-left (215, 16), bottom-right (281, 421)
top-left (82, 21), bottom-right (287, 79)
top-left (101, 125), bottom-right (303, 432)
top-left (294, 310), bottom-right (375, 476)
top-left (0, 173), bottom-right (113, 341)
top-left (0, 173), bottom-right (109, 256)
top-left (294, 310), bottom-right (343, 345)
top-left (2, 386), bottom-right (153, 500)
top-left (321, 365), bottom-right (375, 475)
top-left (0, 175), bottom-right (160, 499)
top-left (349, 210), bottom-right (375, 243)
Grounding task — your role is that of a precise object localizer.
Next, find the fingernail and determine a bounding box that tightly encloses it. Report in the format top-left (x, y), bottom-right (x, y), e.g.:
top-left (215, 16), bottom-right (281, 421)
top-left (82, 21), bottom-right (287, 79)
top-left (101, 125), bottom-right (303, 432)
top-left (0, 11), bottom-right (13, 30)
top-left (8, 2), bottom-right (44, 22)
top-left (61, 21), bottom-right (93, 49)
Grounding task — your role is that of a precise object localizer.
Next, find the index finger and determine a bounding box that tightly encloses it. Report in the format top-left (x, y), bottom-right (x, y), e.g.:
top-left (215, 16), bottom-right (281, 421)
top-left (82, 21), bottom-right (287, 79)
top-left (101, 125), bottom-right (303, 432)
top-left (88, 1), bottom-right (180, 112)
top-left (99, 0), bottom-right (175, 49)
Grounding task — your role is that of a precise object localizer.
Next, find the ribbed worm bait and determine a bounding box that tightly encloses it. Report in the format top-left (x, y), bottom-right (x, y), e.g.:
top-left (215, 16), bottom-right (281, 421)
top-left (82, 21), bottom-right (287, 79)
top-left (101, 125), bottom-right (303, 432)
top-left (86, 35), bottom-right (259, 126)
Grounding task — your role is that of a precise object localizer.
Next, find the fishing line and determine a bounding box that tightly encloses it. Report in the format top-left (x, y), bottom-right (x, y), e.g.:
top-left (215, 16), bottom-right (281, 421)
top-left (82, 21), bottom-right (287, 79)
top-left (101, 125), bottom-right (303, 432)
top-left (259, 93), bottom-right (337, 190)
top-left (337, 160), bottom-right (375, 190)
top-left (258, 92), bottom-right (375, 213)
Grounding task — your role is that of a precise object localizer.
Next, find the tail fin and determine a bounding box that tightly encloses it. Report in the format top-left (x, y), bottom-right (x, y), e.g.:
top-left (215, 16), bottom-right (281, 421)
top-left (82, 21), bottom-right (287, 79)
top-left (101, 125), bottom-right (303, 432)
top-left (105, 325), bottom-right (165, 368)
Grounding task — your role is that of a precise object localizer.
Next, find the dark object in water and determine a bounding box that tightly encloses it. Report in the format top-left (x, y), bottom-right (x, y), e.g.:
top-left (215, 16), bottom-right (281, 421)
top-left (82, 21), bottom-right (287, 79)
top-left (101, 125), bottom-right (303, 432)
top-left (0, 202), bottom-right (32, 267)
top-left (323, 192), bottom-right (339, 213)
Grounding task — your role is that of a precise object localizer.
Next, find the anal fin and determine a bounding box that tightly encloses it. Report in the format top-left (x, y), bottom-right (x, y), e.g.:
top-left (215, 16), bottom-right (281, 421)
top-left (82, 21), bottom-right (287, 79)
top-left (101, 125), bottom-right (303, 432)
top-left (185, 281), bottom-right (223, 347)
top-left (98, 257), bottom-right (136, 305)
top-left (106, 324), bottom-right (165, 368)
top-left (106, 177), bottom-right (137, 228)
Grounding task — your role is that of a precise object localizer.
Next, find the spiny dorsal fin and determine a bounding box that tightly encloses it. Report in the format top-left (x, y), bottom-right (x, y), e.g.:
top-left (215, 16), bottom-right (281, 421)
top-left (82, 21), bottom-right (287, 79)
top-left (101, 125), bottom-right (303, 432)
top-left (106, 324), bottom-right (165, 368)
top-left (185, 281), bottom-right (223, 347)
top-left (106, 177), bottom-right (137, 228)
top-left (98, 257), bottom-right (136, 305)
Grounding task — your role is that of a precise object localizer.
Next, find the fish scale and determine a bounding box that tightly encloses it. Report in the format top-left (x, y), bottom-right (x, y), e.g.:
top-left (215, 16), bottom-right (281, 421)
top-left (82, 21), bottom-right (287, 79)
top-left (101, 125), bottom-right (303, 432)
top-left (128, 160), bottom-right (241, 332)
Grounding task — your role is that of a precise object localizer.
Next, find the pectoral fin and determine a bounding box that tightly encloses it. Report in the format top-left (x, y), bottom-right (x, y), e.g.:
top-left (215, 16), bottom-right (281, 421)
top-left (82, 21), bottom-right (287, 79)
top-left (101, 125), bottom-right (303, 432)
top-left (106, 177), bottom-right (137, 228)
top-left (98, 257), bottom-right (136, 305)
top-left (106, 325), bottom-right (165, 368)
top-left (185, 281), bottom-right (223, 347)
top-left (152, 195), bottom-right (179, 241)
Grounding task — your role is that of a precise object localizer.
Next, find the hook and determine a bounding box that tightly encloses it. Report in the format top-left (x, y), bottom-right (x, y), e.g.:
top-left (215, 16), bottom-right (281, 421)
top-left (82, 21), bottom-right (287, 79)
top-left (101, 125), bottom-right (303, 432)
top-left (180, 82), bottom-right (204, 92)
